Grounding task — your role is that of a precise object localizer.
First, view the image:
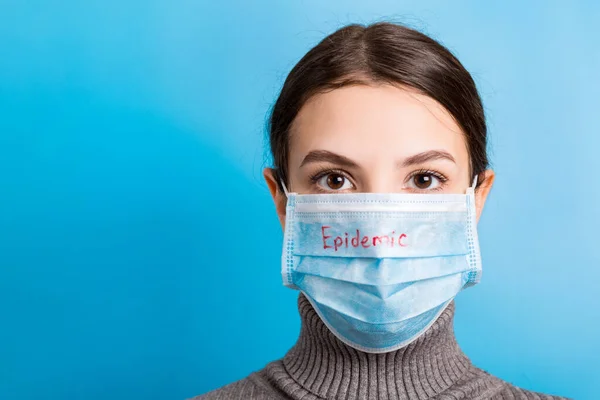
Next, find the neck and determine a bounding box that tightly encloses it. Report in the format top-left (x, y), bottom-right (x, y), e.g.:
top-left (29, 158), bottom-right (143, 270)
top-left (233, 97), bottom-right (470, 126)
top-left (282, 293), bottom-right (473, 400)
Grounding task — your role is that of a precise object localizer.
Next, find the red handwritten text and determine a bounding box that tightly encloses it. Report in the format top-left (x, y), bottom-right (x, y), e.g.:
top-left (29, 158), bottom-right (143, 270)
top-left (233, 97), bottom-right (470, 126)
top-left (321, 226), bottom-right (408, 251)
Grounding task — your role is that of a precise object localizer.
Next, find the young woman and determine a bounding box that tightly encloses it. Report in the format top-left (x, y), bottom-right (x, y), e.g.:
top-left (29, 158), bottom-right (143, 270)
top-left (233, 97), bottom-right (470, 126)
top-left (194, 22), bottom-right (567, 400)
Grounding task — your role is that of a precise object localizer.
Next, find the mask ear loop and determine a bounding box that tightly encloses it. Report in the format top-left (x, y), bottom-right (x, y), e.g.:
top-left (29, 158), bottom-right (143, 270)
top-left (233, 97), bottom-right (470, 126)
top-left (467, 174), bottom-right (478, 195)
top-left (280, 179), bottom-right (290, 197)
top-left (275, 168), bottom-right (290, 197)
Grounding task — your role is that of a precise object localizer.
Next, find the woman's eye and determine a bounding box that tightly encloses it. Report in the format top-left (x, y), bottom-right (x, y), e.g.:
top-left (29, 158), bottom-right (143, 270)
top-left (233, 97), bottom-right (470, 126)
top-left (408, 173), bottom-right (442, 190)
top-left (317, 173), bottom-right (354, 191)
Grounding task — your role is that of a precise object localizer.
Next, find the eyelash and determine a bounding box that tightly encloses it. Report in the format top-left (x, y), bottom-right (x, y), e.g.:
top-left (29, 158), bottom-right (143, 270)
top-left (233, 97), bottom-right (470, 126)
top-left (406, 168), bottom-right (449, 191)
top-left (308, 168), bottom-right (354, 193)
top-left (308, 168), bottom-right (449, 192)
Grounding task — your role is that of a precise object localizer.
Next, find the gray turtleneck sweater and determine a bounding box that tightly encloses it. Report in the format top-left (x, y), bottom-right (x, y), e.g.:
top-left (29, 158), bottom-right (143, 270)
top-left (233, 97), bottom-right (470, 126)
top-left (192, 294), bottom-right (568, 399)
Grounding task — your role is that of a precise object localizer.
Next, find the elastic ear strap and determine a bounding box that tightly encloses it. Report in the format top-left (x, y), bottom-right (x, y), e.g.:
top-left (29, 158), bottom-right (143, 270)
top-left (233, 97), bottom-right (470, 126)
top-left (275, 167), bottom-right (290, 196)
top-left (280, 180), bottom-right (289, 196)
top-left (467, 174), bottom-right (478, 196)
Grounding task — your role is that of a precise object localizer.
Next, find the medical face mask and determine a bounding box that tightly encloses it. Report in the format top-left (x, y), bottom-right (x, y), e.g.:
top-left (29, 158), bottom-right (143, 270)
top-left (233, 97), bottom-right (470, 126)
top-left (280, 177), bottom-right (482, 353)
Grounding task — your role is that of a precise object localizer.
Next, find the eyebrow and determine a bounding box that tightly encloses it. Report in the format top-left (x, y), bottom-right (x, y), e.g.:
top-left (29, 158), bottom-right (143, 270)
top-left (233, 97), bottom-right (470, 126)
top-left (299, 149), bottom-right (456, 169)
top-left (300, 150), bottom-right (360, 169)
top-left (399, 150), bottom-right (456, 167)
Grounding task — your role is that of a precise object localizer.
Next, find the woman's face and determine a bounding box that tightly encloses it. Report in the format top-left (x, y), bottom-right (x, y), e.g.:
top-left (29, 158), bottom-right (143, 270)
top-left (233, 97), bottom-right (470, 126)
top-left (265, 84), bottom-right (494, 227)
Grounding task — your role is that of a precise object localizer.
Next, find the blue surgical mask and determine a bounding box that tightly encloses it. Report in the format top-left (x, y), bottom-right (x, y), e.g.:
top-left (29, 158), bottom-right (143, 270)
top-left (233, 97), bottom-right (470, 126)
top-left (280, 177), bottom-right (481, 353)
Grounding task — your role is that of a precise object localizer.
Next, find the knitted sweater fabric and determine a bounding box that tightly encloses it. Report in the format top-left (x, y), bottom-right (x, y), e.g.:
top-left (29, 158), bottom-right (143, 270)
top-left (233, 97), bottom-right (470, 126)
top-left (192, 294), bottom-right (568, 400)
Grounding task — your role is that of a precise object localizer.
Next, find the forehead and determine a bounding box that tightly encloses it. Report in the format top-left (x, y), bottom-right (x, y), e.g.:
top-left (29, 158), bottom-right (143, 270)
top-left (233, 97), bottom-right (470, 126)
top-left (288, 84), bottom-right (469, 168)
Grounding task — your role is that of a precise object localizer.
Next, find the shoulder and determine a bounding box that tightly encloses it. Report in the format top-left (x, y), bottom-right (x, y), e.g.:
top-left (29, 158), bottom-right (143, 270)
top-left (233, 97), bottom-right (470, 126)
top-left (449, 366), bottom-right (571, 400)
top-left (187, 369), bottom-right (284, 400)
top-left (491, 383), bottom-right (571, 400)
top-left (188, 376), bottom-right (273, 400)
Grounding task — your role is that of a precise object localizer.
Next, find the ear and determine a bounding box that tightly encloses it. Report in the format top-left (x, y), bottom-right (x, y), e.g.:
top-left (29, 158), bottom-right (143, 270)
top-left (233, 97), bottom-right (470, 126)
top-left (263, 168), bottom-right (287, 229)
top-left (475, 169), bottom-right (495, 223)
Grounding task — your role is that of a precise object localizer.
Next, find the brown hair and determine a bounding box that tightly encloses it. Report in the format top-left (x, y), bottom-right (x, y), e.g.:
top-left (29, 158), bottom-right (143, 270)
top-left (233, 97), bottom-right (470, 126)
top-left (268, 22), bottom-right (488, 191)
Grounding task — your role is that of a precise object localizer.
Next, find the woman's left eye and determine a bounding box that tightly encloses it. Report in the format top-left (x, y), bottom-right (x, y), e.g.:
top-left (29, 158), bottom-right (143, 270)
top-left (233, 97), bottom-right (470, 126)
top-left (316, 172), bottom-right (354, 191)
top-left (407, 173), bottom-right (444, 190)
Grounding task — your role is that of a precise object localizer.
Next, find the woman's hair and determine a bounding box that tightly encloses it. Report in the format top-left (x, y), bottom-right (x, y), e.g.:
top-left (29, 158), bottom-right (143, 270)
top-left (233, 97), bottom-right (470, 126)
top-left (268, 22), bottom-right (488, 190)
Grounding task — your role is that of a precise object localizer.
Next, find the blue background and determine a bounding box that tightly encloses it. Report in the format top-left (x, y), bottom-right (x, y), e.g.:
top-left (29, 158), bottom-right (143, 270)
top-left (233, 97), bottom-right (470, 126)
top-left (1, 1), bottom-right (598, 399)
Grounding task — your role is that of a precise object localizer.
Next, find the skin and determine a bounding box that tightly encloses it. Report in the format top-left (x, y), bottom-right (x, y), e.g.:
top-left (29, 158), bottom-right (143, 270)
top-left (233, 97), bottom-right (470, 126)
top-left (264, 83), bottom-right (495, 228)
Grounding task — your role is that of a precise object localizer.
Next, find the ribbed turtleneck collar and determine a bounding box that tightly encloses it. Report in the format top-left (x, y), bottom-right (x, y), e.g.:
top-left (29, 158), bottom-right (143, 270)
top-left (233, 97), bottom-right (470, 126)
top-left (282, 293), bottom-right (473, 400)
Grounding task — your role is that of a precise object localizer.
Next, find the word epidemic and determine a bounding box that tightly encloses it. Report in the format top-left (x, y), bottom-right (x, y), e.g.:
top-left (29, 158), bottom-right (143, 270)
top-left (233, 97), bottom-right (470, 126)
top-left (321, 226), bottom-right (408, 252)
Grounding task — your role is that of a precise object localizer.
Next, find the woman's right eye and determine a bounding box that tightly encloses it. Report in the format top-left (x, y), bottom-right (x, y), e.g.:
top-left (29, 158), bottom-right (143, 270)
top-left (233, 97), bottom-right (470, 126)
top-left (316, 173), bottom-right (354, 191)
